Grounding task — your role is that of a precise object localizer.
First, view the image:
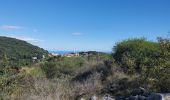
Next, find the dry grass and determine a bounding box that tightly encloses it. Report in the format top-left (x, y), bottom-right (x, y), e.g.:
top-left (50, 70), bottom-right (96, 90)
top-left (8, 77), bottom-right (73, 100)
top-left (72, 72), bottom-right (103, 99)
top-left (1, 57), bottom-right (131, 100)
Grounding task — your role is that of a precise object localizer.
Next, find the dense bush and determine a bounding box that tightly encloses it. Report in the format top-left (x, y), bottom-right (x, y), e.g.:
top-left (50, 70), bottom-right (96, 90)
top-left (41, 57), bottom-right (86, 79)
top-left (113, 38), bottom-right (160, 73)
top-left (141, 37), bottom-right (170, 92)
top-left (113, 37), bottom-right (170, 92)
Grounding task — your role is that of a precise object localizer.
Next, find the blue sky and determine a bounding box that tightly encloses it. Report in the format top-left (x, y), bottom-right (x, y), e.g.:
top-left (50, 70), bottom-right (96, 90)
top-left (0, 0), bottom-right (170, 51)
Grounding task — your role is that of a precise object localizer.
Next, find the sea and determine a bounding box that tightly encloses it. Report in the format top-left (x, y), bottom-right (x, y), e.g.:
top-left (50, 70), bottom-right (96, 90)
top-left (49, 51), bottom-right (78, 55)
top-left (49, 51), bottom-right (112, 55)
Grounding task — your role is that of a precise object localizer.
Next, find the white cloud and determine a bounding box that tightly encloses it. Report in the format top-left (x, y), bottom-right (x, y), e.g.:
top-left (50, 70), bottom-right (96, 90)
top-left (0, 25), bottom-right (21, 30)
top-left (8, 35), bottom-right (41, 43)
top-left (72, 32), bottom-right (83, 36)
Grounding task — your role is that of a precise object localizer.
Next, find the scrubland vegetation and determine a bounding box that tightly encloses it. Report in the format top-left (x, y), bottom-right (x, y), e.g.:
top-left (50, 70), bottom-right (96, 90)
top-left (0, 37), bottom-right (169, 100)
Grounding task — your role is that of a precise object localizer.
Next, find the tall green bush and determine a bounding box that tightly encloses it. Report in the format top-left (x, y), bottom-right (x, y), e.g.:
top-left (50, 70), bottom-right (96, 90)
top-left (144, 37), bottom-right (170, 92)
top-left (113, 38), bottom-right (160, 73)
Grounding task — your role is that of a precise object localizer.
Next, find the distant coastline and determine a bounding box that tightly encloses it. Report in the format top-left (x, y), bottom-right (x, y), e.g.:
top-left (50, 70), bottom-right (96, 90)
top-left (49, 50), bottom-right (112, 55)
top-left (49, 51), bottom-right (78, 55)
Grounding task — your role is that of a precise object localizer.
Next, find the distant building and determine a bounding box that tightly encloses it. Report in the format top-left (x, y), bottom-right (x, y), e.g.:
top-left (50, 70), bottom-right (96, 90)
top-left (51, 53), bottom-right (60, 56)
top-left (42, 55), bottom-right (45, 59)
top-left (32, 57), bottom-right (37, 60)
top-left (64, 53), bottom-right (79, 57)
top-left (32, 57), bottom-right (37, 62)
top-left (48, 53), bottom-right (60, 57)
top-left (48, 54), bottom-right (53, 57)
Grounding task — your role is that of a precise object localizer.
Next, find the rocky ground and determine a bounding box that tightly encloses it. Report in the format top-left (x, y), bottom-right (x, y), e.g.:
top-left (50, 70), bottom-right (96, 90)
top-left (85, 93), bottom-right (170, 100)
top-left (81, 87), bottom-right (170, 100)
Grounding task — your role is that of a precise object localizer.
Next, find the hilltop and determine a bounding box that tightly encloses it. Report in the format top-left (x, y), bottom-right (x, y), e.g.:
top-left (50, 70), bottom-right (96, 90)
top-left (0, 36), bottom-right (48, 67)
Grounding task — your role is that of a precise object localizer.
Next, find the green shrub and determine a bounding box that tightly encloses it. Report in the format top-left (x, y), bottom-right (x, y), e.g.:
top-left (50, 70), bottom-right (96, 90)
top-left (142, 37), bottom-right (170, 92)
top-left (113, 38), bottom-right (160, 73)
top-left (41, 57), bottom-right (85, 79)
top-left (113, 37), bottom-right (170, 93)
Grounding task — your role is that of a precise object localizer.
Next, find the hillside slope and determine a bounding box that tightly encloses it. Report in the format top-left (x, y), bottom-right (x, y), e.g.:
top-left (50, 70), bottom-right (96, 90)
top-left (0, 36), bottom-right (48, 67)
